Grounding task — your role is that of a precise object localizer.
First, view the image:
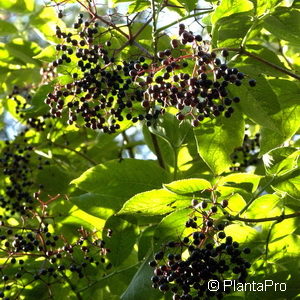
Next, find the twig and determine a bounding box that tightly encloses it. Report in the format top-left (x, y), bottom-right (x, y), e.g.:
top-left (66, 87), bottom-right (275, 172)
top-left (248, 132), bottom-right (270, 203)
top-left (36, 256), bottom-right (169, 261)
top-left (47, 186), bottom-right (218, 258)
top-left (151, 0), bottom-right (158, 56)
top-left (228, 212), bottom-right (300, 223)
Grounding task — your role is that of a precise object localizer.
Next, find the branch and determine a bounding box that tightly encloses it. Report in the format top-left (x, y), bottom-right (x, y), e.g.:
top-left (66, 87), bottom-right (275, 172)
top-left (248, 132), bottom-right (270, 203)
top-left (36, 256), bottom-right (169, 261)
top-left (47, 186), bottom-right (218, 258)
top-left (212, 47), bottom-right (300, 81)
top-left (156, 10), bottom-right (213, 34)
top-left (150, 132), bottom-right (165, 169)
top-left (151, 0), bottom-right (158, 56)
top-left (228, 212), bottom-right (300, 223)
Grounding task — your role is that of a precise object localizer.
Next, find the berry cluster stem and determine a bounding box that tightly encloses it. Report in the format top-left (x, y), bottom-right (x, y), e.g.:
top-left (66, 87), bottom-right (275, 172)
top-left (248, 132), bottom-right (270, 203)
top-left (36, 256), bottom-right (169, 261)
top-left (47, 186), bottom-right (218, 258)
top-left (212, 47), bottom-right (300, 80)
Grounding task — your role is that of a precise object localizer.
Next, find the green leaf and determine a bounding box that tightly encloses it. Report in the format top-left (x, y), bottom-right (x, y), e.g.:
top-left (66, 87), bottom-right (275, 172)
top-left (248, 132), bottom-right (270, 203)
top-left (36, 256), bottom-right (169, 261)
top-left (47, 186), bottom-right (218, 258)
top-left (272, 169), bottom-right (300, 200)
top-left (0, 20), bottom-right (18, 36)
top-left (0, 0), bottom-right (34, 13)
top-left (194, 112), bottom-right (244, 175)
top-left (255, 0), bottom-right (283, 15)
top-left (103, 216), bottom-right (139, 266)
top-left (212, 13), bottom-right (252, 48)
top-left (263, 147), bottom-right (300, 176)
top-left (36, 165), bottom-right (72, 195)
top-left (224, 223), bottom-right (257, 243)
top-left (163, 178), bottom-right (211, 194)
top-left (149, 112), bottom-right (193, 149)
top-left (70, 192), bottom-right (120, 220)
top-left (225, 193), bottom-right (247, 213)
top-left (263, 7), bottom-right (300, 45)
top-left (33, 45), bottom-right (56, 62)
top-left (71, 160), bottom-right (170, 220)
top-left (25, 83), bottom-right (54, 115)
top-left (71, 159), bottom-right (170, 196)
top-left (218, 173), bottom-right (262, 192)
top-left (164, 0), bottom-right (186, 16)
top-left (228, 76), bottom-right (281, 133)
top-left (121, 254), bottom-right (162, 300)
top-left (244, 194), bottom-right (281, 218)
top-left (153, 208), bottom-right (191, 250)
top-left (211, 0), bottom-right (254, 24)
top-left (259, 81), bottom-right (300, 154)
top-left (178, 0), bottom-right (197, 11)
top-left (138, 225), bottom-right (156, 261)
top-left (128, 0), bottom-right (150, 13)
top-left (233, 44), bottom-right (289, 77)
top-left (30, 7), bottom-right (66, 42)
top-left (5, 39), bottom-right (41, 66)
top-left (118, 189), bottom-right (191, 216)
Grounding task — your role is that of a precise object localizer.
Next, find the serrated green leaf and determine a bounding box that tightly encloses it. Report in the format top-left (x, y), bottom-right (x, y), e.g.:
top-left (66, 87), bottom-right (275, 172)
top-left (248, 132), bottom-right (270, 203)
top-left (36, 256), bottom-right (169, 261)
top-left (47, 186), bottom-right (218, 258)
top-left (71, 159), bottom-right (170, 196)
top-left (226, 193), bottom-right (247, 213)
top-left (212, 13), bottom-right (252, 48)
top-left (178, 0), bottom-right (197, 11)
top-left (263, 148), bottom-right (300, 176)
top-left (118, 189), bottom-right (190, 216)
top-left (163, 178), bottom-right (211, 194)
top-left (224, 224), bottom-right (257, 243)
top-left (259, 82), bottom-right (300, 154)
top-left (128, 0), bottom-right (150, 13)
top-left (244, 194), bottom-right (281, 218)
top-left (194, 112), bottom-right (244, 175)
top-left (272, 169), bottom-right (300, 200)
top-left (70, 192), bottom-right (120, 220)
top-left (263, 7), bottom-right (300, 45)
top-left (211, 0), bottom-right (254, 24)
top-left (218, 173), bottom-right (262, 192)
top-left (228, 76), bottom-right (282, 134)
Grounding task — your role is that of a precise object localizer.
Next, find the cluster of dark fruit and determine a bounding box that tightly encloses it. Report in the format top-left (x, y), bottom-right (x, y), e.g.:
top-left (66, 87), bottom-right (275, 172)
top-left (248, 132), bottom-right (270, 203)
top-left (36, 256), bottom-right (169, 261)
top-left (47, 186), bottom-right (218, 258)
top-left (230, 133), bottom-right (260, 172)
top-left (0, 219), bottom-right (111, 299)
top-left (45, 13), bottom-right (256, 133)
top-left (149, 199), bottom-right (251, 299)
top-left (0, 140), bottom-right (50, 217)
top-left (8, 86), bottom-right (52, 132)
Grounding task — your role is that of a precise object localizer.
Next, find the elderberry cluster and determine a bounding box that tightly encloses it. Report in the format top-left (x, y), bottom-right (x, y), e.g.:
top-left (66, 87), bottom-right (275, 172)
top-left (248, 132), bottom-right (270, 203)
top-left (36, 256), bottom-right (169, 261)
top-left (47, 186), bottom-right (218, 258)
top-left (8, 86), bottom-right (52, 132)
top-left (149, 199), bottom-right (251, 299)
top-left (230, 133), bottom-right (260, 172)
top-left (0, 139), bottom-right (49, 217)
top-left (45, 13), bottom-right (256, 133)
top-left (0, 204), bottom-right (111, 299)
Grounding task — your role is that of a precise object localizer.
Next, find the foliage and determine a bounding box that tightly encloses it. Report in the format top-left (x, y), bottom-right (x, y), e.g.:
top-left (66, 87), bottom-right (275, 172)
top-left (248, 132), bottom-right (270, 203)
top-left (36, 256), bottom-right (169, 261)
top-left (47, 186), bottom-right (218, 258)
top-left (0, 0), bottom-right (299, 299)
